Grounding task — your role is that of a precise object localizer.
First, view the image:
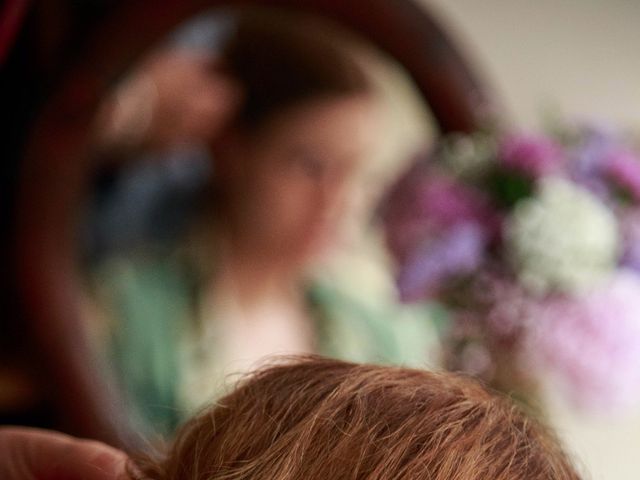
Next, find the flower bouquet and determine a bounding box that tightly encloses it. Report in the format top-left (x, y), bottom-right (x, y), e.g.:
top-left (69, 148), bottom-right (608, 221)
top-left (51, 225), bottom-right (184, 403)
top-left (381, 122), bottom-right (640, 412)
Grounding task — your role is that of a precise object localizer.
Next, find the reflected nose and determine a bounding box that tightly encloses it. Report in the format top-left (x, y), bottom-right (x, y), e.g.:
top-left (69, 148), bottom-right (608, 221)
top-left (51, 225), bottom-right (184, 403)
top-left (317, 174), bottom-right (351, 225)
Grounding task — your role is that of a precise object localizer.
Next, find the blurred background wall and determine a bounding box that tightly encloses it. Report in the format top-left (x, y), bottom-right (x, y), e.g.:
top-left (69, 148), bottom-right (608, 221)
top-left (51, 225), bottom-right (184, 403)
top-left (428, 0), bottom-right (640, 128)
top-left (424, 1), bottom-right (640, 478)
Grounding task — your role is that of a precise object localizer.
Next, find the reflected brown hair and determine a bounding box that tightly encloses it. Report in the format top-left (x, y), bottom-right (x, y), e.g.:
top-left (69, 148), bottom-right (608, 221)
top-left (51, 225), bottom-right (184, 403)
top-left (130, 356), bottom-right (581, 480)
top-left (221, 10), bottom-right (371, 130)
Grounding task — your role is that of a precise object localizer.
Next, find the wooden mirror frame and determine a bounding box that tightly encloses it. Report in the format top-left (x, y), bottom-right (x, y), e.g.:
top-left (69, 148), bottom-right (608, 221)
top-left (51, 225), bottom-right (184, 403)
top-left (15, 0), bottom-right (495, 448)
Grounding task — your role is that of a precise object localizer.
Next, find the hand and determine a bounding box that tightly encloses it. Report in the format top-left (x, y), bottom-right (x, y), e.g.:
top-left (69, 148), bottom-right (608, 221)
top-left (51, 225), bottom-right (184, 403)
top-left (96, 48), bottom-right (242, 152)
top-left (0, 427), bottom-right (127, 480)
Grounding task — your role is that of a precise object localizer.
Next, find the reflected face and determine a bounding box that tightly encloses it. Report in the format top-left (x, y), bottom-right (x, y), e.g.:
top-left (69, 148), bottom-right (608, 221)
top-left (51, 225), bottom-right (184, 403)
top-left (219, 94), bottom-right (381, 264)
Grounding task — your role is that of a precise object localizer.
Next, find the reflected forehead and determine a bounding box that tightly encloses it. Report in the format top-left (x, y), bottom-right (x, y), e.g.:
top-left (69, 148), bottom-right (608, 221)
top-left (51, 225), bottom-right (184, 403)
top-left (255, 94), bottom-right (381, 145)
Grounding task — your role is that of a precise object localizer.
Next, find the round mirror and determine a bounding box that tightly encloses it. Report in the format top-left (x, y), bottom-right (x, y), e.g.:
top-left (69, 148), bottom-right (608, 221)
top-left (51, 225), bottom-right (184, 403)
top-left (15, 0), bottom-right (491, 448)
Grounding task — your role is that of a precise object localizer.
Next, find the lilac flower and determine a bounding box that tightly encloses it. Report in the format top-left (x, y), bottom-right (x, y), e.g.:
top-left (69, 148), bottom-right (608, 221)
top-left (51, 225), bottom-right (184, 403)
top-left (565, 125), bottom-right (613, 198)
top-left (524, 270), bottom-right (640, 412)
top-left (568, 123), bottom-right (640, 204)
top-left (498, 133), bottom-right (564, 177)
top-left (397, 222), bottom-right (488, 302)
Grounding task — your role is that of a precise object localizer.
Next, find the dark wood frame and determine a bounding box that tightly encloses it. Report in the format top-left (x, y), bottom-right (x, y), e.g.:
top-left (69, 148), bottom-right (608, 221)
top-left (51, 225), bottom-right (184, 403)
top-left (15, 0), bottom-right (494, 448)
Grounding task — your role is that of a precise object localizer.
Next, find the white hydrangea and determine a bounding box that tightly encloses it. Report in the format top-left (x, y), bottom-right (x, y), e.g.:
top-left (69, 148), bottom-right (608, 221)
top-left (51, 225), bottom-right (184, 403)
top-left (506, 177), bottom-right (619, 294)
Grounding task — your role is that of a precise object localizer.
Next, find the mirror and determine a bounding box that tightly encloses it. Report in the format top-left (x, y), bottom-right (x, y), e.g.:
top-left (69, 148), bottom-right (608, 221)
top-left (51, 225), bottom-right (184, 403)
top-left (15, 0), bottom-right (489, 448)
top-left (77, 7), bottom-right (438, 439)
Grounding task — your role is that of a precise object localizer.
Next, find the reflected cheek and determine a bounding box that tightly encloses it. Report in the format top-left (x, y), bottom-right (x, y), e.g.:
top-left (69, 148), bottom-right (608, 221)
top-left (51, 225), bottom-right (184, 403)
top-left (278, 194), bottom-right (334, 248)
top-left (242, 170), bottom-right (348, 252)
top-left (278, 192), bottom-right (319, 232)
top-left (243, 184), bottom-right (314, 241)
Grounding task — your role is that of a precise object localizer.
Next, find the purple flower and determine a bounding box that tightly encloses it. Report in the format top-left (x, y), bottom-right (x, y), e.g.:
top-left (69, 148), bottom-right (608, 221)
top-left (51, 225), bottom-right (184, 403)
top-left (524, 271), bottom-right (640, 412)
top-left (568, 123), bottom-right (640, 204)
top-left (619, 209), bottom-right (640, 271)
top-left (566, 127), bottom-right (613, 200)
top-left (397, 222), bottom-right (488, 302)
top-left (498, 133), bottom-right (564, 177)
top-left (603, 148), bottom-right (640, 202)
top-left (415, 174), bottom-right (491, 227)
top-left (382, 162), bottom-right (496, 265)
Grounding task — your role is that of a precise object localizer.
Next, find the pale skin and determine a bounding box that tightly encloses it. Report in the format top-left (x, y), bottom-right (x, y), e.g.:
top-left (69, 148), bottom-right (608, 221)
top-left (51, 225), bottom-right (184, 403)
top-left (95, 49), bottom-right (242, 154)
top-left (0, 427), bottom-right (127, 480)
top-left (215, 94), bottom-right (382, 268)
top-left (208, 93), bottom-right (383, 368)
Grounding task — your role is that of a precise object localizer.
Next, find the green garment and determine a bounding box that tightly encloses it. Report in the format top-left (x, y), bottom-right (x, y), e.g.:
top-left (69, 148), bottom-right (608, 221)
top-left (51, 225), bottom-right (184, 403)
top-left (93, 252), bottom-right (438, 438)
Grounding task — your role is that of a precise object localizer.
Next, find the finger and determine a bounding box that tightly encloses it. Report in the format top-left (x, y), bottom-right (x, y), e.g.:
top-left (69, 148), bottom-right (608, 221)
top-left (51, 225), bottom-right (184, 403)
top-left (0, 427), bottom-right (128, 480)
top-left (49, 437), bottom-right (128, 480)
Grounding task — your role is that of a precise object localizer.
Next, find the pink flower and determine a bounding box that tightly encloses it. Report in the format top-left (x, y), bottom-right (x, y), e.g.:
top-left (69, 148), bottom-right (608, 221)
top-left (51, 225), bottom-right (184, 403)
top-left (477, 272), bottom-right (537, 339)
top-left (604, 148), bottom-right (640, 202)
top-left (499, 133), bottom-right (564, 177)
top-left (415, 175), bottom-right (490, 227)
top-left (524, 271), bottom-right (640, 412)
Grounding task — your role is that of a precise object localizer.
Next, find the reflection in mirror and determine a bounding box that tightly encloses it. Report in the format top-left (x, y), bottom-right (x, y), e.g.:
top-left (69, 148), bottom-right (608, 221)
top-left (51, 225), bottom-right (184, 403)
top-left (80, 7), bottom-right (436, 438)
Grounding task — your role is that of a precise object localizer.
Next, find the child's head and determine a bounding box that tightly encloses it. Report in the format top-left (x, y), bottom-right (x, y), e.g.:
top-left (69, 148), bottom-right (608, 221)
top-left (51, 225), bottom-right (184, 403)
top-left (131, 356), bottom-right (580, 480)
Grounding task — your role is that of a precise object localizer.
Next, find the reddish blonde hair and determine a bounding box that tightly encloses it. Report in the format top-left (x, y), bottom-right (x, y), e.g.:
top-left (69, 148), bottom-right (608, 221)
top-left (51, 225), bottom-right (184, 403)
top-left (131, 356), bottom-right (581, 480)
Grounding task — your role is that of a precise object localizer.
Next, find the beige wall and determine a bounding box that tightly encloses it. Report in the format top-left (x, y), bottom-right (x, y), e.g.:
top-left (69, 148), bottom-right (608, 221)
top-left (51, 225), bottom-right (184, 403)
top-left (426, 0), bottom-right (640, 128)
top-left (421, 1), bottom-right (640, 478)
